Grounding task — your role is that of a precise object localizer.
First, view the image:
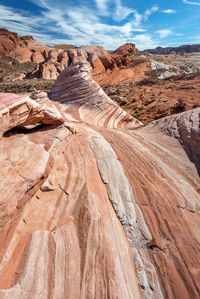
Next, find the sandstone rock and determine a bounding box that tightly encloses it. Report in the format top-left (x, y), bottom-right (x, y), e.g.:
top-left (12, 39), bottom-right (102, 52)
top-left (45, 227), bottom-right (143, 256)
top-left (49, 61), bottom-right (141, 129)
top-left (146, 108), bottom-right (200, 175)
top-left (39, 61), bottom-right (60, 79)
top-left (0, 61), bottom-right (199, 299)
top-left (31, 52), bottom-right (45, 64)
top-left (113, 43), bottom-right (139, 56)
top-left (0, 91), bottom-right (64, 136)
top-left (0, 29), bottom-right (20, 57)
top-left (9, 38), bottom-right (51, 63)
top-left (10, 47), bottom-right (33, 63)
top-left (0, 29), bottom-right (151, 84)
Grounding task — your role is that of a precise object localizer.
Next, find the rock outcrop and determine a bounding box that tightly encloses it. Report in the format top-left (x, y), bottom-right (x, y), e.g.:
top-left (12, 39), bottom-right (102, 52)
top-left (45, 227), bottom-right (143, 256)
top-left (113, 43), bottom-right (139, 57)
top-left (0, 29), bottom-right (20, 57)
top-left (49, 61), bottom-right (141, 129)
top-left (0, 61), bottom-right (199, 299)
top-left (0, 91), bottom-right (64, 137)
top-left (146, 108), bottom-right (200, 174)
top-left (0, 29), bottom-right (151, 84)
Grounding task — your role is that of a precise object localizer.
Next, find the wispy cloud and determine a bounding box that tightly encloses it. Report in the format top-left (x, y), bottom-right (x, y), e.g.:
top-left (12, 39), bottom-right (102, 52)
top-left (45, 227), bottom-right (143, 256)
top-left (0, 1), bottom-right (161, 50)
top-left (182, 0), bottom-right (200, 6)
top-left (113, 0), bottom-right (133, 21)
top-left (95, 0), bottom-right (110, 16)
top-left (144, 5), bottom-right (159, 21)
top-left (157, 29), bottom-right (172, 38)
top-left (162, 9), bottom-right (176, 13)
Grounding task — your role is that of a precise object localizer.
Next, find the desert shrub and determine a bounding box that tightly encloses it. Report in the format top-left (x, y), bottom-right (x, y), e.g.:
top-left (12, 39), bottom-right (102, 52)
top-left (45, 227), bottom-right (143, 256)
top-left (137, 78), bottom-right (156, 86)
top-left (131, 112), bottom-right (141, 118)
top-left (180, 86), bottom-right (195, 90)
top-left (131, 98), bottom-right (137, 103)
top-left (175, 98), bottom-right (186, 111)
top-left (107, 91), bottom-right (117, 96)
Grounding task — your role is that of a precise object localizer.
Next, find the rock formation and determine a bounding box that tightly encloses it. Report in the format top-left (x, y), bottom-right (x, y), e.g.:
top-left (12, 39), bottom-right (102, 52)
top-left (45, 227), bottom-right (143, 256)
top-left (49, 61), bottom-right (141, 129)
top-left (0, 29), bottom-right (151, 84)
top-left (0, 29), bottom-right (20, 57)
top-left (0, 91), bottom-right (64, 137)
top-left (0, 60), bottom-right (199, 299)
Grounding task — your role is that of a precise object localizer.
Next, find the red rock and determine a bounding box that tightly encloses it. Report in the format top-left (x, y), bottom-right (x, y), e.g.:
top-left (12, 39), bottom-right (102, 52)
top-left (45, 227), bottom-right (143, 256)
top-left (39, 61), bottom-right (60, 79)
top-left (49, 61), bottom-right (141, 129)
top-left (9, 38), bottom-right (51, 63)
top-left (31, 52), bottom-right (45, 64)
top-left (0, 91), bottom-right (64, 136)
top-left (0, 61), bottom-right (199, 298)
top-left (0, 29), bottom-right (150, 84)
top-left (0, 29), bottom-right (20, 57)
top-left (113, 43), bottom-right (139, 56)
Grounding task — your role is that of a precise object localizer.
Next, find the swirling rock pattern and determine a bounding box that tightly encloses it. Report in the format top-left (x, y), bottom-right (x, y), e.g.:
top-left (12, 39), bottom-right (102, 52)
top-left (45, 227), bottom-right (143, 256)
top-left (0, 61), bottom-right (199, 299)
top-left (49, 61), bottom-right (141, 129)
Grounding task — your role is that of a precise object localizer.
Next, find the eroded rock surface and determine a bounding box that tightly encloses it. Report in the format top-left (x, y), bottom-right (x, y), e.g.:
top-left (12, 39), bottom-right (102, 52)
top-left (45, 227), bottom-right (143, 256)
top-left (49, 61), bottom-right (141, 129)
top-left (0, 60), bottom-right (199, 299)
top-left (0, 29), bottom-right (20, 57)
top-left (0, 92), bottom-right (64, 137)
top-left (146, 108), bottom-right (200, 174)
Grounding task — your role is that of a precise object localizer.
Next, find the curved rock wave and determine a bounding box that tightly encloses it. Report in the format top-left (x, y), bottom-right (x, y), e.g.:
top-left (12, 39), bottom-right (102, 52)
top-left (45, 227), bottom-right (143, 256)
top-left (49, 61), bottom-right (142, 129)
top-left (0, 61), bottom-right (199, 299)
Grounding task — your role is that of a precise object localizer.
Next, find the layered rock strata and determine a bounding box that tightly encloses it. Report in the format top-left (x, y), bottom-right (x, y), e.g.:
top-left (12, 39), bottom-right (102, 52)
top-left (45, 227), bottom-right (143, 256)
top-left (49, 61), bottom-right (141, 129)
top-left (0, 61), bottom-right (199, 299)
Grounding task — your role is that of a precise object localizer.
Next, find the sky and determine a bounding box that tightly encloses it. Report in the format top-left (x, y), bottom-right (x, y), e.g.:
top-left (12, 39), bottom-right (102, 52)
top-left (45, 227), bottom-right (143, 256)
top-left (0, 0), bottom-right (200, 50)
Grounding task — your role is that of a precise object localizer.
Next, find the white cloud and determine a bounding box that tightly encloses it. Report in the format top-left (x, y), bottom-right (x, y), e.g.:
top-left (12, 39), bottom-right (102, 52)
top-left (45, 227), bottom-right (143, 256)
top-left (113, 0), bottom-right (133, 21)
top-left (182, 0), bottom-right (200, 5)
top-left (0, 1), bottom-right (160, 50)
top-left (144, 5), bottom-right (159, 21)
top-left (157, 29), bottom-right (172, 38)
top-left (162, 9), bottom-right (176, 13)
top-left (131, 10), bottom-right (143, 27)
top-left (95, 0), bottom-right (110, 16)
top-left (132, 34), bottom-right (158, 49)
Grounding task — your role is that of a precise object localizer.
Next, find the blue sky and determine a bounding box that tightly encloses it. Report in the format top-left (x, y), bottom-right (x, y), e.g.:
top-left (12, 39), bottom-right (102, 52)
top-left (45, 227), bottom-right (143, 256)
top-left (0, 0), bottom-right (200, 50)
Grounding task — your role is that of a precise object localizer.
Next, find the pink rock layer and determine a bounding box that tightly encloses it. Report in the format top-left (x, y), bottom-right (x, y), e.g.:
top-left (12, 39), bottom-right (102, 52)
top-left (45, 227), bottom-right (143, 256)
top-left (0, 91), bottom-right (64, 137)
top-left (49, 61), bottom-right (141, 129)
top-left (0, 61), bottom-right (199, 299)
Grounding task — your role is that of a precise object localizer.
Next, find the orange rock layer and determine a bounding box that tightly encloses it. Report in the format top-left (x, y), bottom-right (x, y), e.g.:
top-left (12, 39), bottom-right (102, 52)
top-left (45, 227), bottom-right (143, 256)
top-left (0, 61), bottom-right (199, 299)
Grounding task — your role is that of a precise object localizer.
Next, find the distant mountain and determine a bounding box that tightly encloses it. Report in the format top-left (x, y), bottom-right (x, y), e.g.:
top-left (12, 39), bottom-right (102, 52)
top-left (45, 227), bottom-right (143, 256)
top-left (54, 44), bottom-right (77, 50)
top-left (145, 44), bottom-right (200, 55)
